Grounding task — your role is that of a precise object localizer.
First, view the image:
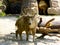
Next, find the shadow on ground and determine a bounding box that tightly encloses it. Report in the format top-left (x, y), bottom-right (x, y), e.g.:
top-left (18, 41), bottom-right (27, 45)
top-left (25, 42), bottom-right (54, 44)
top-left (0, 33), bottom-right (59, 45)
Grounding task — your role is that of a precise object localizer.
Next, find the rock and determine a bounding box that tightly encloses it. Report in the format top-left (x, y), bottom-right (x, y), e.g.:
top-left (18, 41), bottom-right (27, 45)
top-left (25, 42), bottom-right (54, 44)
top-left (47, 7), bottom-right (60, 15)
top-left (48, 0), bottom-right (60, 15)
top-left (50, 0), bottom-right (59, 8)
top-left (21, 0), bottom-right (39, 15)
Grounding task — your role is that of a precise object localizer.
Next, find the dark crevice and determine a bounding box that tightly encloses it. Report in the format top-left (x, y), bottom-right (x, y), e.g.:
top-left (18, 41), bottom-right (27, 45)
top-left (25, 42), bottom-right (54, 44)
top-left (37, 0), bottom-right (50, 15)
top-left (4, 0), bottom-right (50, 15)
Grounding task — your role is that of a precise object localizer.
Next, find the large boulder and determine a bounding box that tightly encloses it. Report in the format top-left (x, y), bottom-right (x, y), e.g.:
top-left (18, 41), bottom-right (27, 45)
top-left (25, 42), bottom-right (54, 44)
top-left (48, 0), bottom-right (60, 15)
top-left (21, 0), bottom-right (39, 16)
top-left (48, 7), bottom-right (60, 15)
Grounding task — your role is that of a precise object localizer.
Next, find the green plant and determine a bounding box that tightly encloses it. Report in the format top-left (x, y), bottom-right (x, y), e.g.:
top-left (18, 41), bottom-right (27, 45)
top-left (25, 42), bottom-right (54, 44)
top-left (0, 11), bottom-right (6, 16)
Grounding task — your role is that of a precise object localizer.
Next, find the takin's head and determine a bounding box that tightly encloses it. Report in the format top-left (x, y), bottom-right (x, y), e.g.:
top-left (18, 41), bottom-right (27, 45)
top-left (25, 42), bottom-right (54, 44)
top-left (23, 15), bottom-right (35, 25)
top-left (25, 15), bottom-right (37, 29)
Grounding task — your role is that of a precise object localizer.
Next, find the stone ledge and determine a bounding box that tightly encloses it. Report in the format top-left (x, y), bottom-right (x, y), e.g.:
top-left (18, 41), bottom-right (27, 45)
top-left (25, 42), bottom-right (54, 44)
top-left (47, 7), bottom-right (60, 15)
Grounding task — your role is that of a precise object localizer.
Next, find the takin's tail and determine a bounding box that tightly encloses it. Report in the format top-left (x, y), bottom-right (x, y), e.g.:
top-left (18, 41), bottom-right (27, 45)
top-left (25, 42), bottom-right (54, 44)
top-left (44, 18), bottom-right (55, 28)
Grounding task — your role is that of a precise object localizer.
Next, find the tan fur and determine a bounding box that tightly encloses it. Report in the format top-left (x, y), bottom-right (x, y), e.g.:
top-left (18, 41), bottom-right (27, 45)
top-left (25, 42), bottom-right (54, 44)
top-left (15, 15), bottom-right (37, 41)
top-left (38, 0), bottom-right (47, 14)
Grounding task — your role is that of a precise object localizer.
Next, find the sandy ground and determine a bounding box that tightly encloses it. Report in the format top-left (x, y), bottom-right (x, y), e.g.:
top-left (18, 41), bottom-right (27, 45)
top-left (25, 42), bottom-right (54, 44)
top-left (0, 16), bottom-right (60, 45)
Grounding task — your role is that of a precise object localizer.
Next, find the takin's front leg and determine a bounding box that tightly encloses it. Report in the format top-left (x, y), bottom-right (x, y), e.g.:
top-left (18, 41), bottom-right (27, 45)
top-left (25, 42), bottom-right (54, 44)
top-left (32, 29), bottom-right (36, 41)
top-left (26, 31), bottom-right (29, 41)
top-left (16, 30), bottom-right (22, 40)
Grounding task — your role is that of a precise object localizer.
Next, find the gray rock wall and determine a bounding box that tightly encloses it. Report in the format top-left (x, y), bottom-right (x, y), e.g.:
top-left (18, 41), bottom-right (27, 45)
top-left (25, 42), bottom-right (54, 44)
top-left (48, 0), bottom-right (60, 15)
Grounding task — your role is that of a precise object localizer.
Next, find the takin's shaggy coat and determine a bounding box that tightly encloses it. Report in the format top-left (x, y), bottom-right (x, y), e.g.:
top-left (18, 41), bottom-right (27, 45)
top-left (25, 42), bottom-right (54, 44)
top-left (15, 15), bottom-right (37, 41)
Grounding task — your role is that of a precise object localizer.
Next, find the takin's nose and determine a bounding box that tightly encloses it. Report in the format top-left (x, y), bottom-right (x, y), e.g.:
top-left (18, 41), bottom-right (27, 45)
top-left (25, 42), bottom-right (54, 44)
top-left (29, 23), bottom-right (31, 25)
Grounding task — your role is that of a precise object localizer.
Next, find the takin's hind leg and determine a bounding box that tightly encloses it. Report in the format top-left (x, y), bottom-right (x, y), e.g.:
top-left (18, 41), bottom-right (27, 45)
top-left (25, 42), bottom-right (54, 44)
top-left (19, 31), bottom-right (22, 41)
top-left (16, 30), bottom-right (19, 39)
